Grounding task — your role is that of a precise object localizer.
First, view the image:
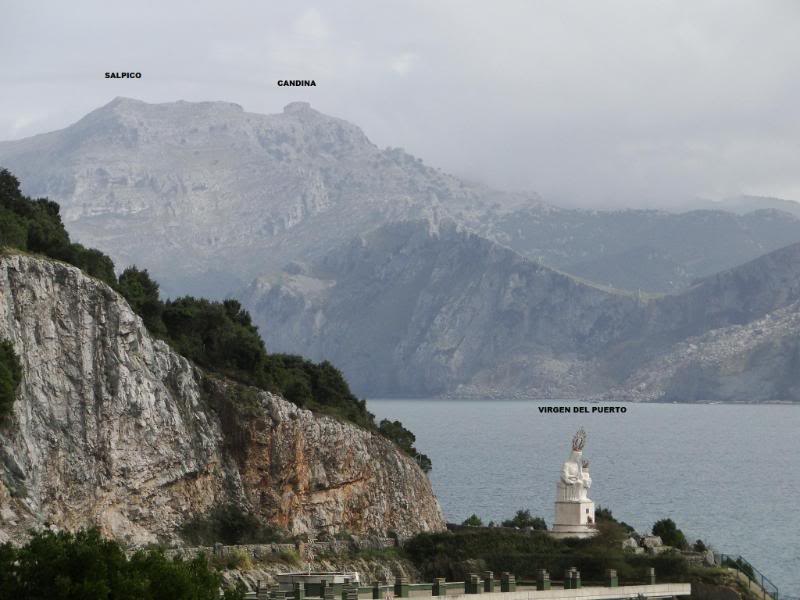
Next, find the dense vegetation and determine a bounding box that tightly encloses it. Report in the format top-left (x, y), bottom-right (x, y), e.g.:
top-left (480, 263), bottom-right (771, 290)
top-left (595, 506), bottom-right (635, 534)
top-left (461, 509), bottom-right (547, 530)
top-left (0, 528), bottom-right (244, 600)
top-left (0, 170), bottom-right (116, 287)
top-left (404, 522), bottom-right (689, 582)
top-left (378, 418), bottom-right (432, 472)
top-left (0, 340), bottom-right (21, 420)
top-left (0, 168), bottom-right (430, 469)
top-left (501, 509), bottom-right (547, 530)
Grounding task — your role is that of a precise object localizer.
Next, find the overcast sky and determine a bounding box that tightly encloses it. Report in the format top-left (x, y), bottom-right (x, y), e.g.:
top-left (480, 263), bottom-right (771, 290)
top-left (1, 1), bottom-right (799, 208)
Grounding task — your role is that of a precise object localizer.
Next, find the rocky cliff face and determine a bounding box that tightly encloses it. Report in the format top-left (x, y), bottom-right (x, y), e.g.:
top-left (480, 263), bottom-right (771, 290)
top-left (241, 220), bottom-right (643, 397)
top-left (0, 253), bottom-right (444, 545)
top-left (606, 243), bottom-right (800, 401)
top-left (243, 225), bottom-right (800, 402)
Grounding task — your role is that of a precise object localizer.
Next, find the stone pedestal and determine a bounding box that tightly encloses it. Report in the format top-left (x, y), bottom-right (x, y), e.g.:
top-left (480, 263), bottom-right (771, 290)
top-left (550, 499), bottom-right (597, 538)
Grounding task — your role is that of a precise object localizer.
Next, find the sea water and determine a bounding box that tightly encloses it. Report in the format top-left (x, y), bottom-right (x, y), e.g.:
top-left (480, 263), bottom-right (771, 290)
top-left (369, 399), bottom-right (800, 594)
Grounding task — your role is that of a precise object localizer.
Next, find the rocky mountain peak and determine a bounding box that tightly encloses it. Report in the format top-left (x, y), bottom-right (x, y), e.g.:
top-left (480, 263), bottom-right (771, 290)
top-left (283, 101), bottom-right (313, 114)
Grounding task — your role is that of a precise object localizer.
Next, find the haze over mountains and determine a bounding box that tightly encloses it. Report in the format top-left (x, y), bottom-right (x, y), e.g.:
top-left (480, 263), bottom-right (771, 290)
top-left (3, 97), bottom-right (800, 401)
top-left (0, 97), bottom-right (534, 297)
top-left (2, 98), bottom-right (800, 296)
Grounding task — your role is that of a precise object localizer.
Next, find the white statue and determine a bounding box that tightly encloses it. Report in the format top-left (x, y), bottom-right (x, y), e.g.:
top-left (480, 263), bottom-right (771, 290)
top-left (556, 428), bottom-right (592, 502)
top-left (550, 427), bottom-right (597, 538)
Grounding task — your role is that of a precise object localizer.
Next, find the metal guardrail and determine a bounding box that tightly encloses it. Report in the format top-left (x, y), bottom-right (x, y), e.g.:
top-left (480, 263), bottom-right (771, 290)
top-left (716, 553), bottom-right (781, 600)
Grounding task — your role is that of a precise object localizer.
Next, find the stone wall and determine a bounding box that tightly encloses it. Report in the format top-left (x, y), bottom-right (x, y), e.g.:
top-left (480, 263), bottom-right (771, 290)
top-left (167, 537), bottom-right (398, 561)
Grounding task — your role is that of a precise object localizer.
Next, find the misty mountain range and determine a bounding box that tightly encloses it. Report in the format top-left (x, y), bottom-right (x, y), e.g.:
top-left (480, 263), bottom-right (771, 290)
top-left (2, 97), bottom-right (800, 401)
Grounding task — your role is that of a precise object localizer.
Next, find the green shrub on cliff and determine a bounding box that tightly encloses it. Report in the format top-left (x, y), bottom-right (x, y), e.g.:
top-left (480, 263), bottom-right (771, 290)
top-left (0, 340), bottom-right (21, 420)
top-left (0, 169), bottom-right (116, 286)
top-left (0, 528), bottom-right (244, 600)
top-left (652, 518), bottom-right (689, 549)
top-left (117, 266), bottom-right (167, 335)
top-left (114, 269), bottom-right (430, 468)
top-left (379, 419), bottom-right (432, 472)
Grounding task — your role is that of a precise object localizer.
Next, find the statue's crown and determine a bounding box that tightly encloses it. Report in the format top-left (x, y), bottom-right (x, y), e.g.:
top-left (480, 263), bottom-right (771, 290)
top-left (572, 427), bottom-right (587, 451)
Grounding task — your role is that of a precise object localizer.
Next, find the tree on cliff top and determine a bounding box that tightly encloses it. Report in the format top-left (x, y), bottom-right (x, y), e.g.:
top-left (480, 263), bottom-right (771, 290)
top-left (501, 509), bottom-right (547, 530)
top-left (0, 169), bottom-right (116, 286)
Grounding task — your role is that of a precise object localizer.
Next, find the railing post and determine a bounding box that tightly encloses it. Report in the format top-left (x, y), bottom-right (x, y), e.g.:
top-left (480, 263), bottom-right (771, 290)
top-left (536, 570), bottom-right (551, 591)
top-left (500, 573), bottom-right (515, 592)
top-left (606, 569), bottom-right (618, 588)
top-left (483, 572), bottom-right (494, 593)
top-left (648, 568), bottom-right (656, 585)
top-left (395, 576), bottom-right (409, 598)
top-left (294, 582), bottom-right (305, 600)
top-left (574, 570), bottom-right (581, 589)
top-left (564, 569), bottom-right (573, 590)
top-left (433, 578), bottom-right (446, 597)
top-left (468, 574), bottom-right (482, 594)
top-left (255, 581), bottom-right (268, 600)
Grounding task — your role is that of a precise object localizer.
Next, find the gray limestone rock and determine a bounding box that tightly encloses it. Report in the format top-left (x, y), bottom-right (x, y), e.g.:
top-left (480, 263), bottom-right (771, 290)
top-left (0, 252), bottom-right (444, 545)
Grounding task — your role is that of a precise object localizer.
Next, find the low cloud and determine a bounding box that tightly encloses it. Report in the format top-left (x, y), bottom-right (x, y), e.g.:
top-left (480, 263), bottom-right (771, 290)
top-left (1, 0), bottom-right (799, 208)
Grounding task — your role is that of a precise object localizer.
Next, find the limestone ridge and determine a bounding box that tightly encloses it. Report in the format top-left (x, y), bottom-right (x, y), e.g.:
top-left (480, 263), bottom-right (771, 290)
top-left (6, 98), bottom-right (799, 298)
top-left (609, 242), bottom-right (800, 401)
top-left (0, 98), bottom-right (532, 298)
top-left (242, 222), bottom-right (800, 401)
top-left (241, 220), bottom-right (643, 397)
top-left (0, 252), bottom-right (445, 545)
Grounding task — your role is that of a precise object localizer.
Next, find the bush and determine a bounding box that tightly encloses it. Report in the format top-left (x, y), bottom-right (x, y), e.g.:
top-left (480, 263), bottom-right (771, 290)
top-left (595, 505), bottom-right (636, 535)
top-left (180, 504), bottom-right (286, 546)
top-left (462, 514), bottom-right (484, 527)
top-left (0, 340), bottom-right (21, 420)
top-left (652, 518), bottom-right (688, 550)
top-left (0, 528), bottom-right (244, 600)
top-left (216, 548), bottom-right (253, 571)
top-left (117, 267), bottom-right (166, 335)
top-left (379, 419), bottom-right (432, 472)
top-left (501, 509), bottom-right (547, 530)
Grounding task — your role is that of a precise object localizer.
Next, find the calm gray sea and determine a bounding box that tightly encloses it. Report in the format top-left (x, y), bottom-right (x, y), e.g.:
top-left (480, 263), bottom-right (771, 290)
top-left (369, 399), bottom-right (800, 594)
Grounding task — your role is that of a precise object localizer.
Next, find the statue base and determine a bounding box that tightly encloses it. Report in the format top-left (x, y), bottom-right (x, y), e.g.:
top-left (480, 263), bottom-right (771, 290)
top-left (549, 500), bottom-right (598, 539)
